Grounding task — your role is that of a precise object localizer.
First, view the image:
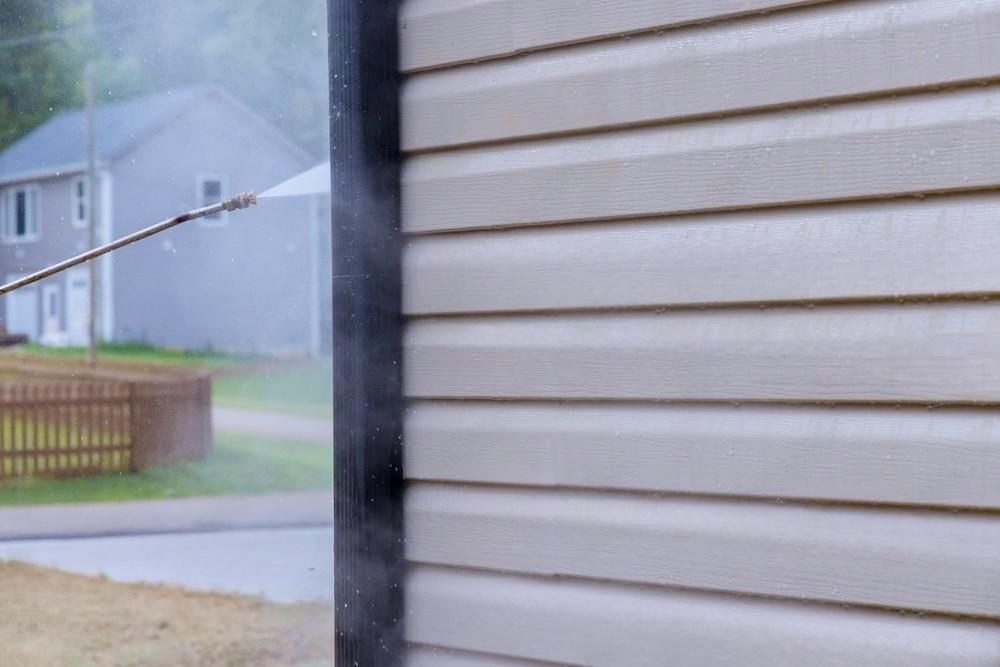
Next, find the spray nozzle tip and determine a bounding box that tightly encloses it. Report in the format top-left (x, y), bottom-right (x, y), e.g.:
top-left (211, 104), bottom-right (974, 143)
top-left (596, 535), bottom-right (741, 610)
top-left (222, 191), bottom-right (257, 211)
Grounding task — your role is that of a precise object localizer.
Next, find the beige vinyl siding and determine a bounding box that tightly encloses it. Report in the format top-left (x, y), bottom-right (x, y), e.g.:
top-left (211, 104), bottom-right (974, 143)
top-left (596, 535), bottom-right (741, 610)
top-left (408, 567), bottom-right (1000, 667)
top-left (399, 0), bottom-right (1000, 663)
top-left (403, 0), bottom-right (1000, 150)
top-left (408, 647), bottom-right (561, 667)
top-left (406, 305), bottom-right (1000, 403)
top-left (399, 0), bottom-right (833, 72)
top-left (404, 195), bottom-right (1000, 315)
top-left (407, 483), bottom-right (1000, 618)
top-left (403, 86), bottom-right (1000, 234)
top-left (406, 402), bottom-right (1000, 509)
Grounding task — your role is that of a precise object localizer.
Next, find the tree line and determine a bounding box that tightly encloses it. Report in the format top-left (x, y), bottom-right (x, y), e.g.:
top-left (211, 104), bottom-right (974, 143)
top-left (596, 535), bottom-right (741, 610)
top-left (0, 0), bottom-right (328, 157)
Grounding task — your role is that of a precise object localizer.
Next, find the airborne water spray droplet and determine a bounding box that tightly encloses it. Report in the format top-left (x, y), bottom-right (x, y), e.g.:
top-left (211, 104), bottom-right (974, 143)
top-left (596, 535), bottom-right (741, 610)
top-left (259, 161), bottom-right (331, 199)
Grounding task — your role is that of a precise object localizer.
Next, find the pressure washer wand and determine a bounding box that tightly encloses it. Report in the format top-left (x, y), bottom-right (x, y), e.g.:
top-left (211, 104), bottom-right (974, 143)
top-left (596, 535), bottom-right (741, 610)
top-left (0, 191), bottom-right (256, 297)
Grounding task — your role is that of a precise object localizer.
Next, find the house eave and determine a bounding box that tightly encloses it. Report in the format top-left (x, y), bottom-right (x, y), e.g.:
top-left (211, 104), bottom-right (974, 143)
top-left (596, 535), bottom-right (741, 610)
top-left (0, 162), bottom-right (109, 187)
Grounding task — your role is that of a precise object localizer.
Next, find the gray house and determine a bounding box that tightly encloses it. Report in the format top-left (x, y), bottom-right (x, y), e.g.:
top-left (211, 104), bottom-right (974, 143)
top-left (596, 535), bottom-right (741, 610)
top-left (0, 85), bottom-right (320, 356)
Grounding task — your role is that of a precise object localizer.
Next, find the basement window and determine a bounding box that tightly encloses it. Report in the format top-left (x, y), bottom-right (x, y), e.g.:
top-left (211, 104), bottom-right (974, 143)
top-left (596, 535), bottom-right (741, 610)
top-left (1, 184), bottom-right (41, 243)
top-left (197, 174), bottom-right (227, 226)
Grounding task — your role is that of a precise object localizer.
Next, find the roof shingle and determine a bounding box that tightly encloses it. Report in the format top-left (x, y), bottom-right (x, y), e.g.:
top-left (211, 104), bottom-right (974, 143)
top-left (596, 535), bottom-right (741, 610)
top-left (0, 86), bottom-right (209, 183)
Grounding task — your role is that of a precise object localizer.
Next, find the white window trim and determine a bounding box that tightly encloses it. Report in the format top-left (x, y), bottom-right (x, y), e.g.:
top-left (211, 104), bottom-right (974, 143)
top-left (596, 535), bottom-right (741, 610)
top-left (71, 175), bottom-right (88, 228)
top-left (196, 173), bottom-right (228, 227)
top-left (2, 184), bottom-right (42, 244)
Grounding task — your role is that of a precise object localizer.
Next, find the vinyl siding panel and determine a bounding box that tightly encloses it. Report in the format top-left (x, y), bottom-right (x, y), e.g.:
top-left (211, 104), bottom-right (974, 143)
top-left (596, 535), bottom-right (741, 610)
top-left (405, 304), bottom-right (1000, 403)
top-left (404, 195), bottom-right (1000, 315)
top-left (407, 483), bottom-right (1000, 618)
top-left (403, 0), bottom-right (1000, 150)
top-left (405, 402), bottom-right (1000, 509)
top-left (399, 0), bottom-right (832, 72)
top-left (407, 567), bottom-right (1000, 667)
top-left (403, 86), bottom-right (1000, 234)
top-left (408, 647), bottom-right (561, 667)
top-left (399, 0), bottom-right (1000, 662)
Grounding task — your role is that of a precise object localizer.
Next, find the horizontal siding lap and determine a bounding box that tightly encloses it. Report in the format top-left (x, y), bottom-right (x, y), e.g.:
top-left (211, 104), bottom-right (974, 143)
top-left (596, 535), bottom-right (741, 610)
top-left (408, 566), bottom-right (1000, 666)
top-left (403, 195), bottom-right (1000, 315)
top-left (404, 303), bottom-right (1000, 403)
top-left (405, 402), bottom-right (1000, 508)
top-left (403, 0), bottom-right (1000, 150)
top-left (406, 483), bottom-right (1000, 617)
top-left (402, 87), bottom-right (1000, 233)
top-left (402, 1), bottom-right (1000, 663)
top-left (399, 0), bottom-right (832, 72)
top-left (408, 646), bottom-right (565, 667)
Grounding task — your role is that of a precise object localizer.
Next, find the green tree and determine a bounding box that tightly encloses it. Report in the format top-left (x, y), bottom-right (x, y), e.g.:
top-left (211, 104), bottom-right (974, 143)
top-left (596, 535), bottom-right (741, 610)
top-left (89, 0), bottom-right (329, 157)
top-left (0, 0), bottom-right (83, 149)
top-left (201, 0), bottom-right (329, 156)
top-left (1, 0), bottom-right (328, 156)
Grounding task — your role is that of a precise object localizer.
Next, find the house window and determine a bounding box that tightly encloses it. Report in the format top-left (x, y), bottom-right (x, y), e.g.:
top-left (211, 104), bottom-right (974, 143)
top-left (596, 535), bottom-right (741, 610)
top-left (72, 177), bottom-right (88, 227)
top-left (2, 184), bottom-right (40, 243)
top-left (197, 174), bottom-right (227, 226)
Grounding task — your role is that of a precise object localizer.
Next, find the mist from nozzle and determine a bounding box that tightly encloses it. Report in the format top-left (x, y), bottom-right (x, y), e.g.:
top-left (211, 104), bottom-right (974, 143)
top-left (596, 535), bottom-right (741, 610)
top-left (259, 161), bottom-right (331, 199)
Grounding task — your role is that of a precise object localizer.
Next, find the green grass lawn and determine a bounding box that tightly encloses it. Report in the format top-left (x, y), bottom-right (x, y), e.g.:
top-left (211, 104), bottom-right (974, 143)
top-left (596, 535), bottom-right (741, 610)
top-left (5, 342), bottom-right (250, 370)
top-left (3, 343), bottom-right (333, 420)
top-left (212, 362), bottom-right (332, 419)
top-left (0, 432), bottom-right (331, 506)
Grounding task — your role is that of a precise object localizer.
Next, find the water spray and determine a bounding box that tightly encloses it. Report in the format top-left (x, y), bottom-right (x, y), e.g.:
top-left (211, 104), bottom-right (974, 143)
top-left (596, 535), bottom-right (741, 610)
top-left (0, 191), bottom-right (257, 297)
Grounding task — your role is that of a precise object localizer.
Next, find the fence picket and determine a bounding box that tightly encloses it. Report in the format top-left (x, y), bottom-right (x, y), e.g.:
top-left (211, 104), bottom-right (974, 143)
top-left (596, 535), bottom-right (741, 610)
top-left (0, 367), bottom-right (209, 480)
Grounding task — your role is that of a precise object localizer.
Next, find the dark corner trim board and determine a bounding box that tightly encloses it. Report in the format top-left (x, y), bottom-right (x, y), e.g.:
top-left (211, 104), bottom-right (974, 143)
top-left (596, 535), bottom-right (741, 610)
top-left (329, 1), bottom-right (405, 666)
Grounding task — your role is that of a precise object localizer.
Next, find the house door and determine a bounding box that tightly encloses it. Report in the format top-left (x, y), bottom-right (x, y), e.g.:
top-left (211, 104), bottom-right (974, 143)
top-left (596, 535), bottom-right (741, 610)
top-left (4, 274), bottom-right (38, 341)
top-left (41, 284), bottom-right (61, 338)
top-left (66, 270), bottom-right (90, 346)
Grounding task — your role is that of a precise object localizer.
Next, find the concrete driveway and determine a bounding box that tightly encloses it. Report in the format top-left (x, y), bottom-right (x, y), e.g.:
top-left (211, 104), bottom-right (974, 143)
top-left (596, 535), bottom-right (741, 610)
top-left (213, 407), bottom-right (333, 444)
top-left (0, 492), bottom-right (332, 603)
top-left (0, 491), bottom-right (331, 541)
top-left (0, 525), bottom-right (333, 604)
top-left (0, 406), bottom-right (334, 604)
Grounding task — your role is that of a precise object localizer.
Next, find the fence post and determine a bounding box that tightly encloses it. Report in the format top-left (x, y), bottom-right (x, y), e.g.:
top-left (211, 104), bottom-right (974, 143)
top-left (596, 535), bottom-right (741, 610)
top-left (128, 381), bottom-right (140, 471)
top-left (201, 375), bottom-right (212, 457)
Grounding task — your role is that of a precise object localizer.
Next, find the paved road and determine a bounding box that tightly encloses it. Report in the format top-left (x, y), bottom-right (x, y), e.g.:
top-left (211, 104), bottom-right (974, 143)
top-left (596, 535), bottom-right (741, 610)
top-left (0, 491), bottom-right (331, 541)
top-left (0, 526), bottom-right (333, 604)
top-left (0, 411), bottom-right (334, 604)
top-left (213, 407), bottom-right (333, 444)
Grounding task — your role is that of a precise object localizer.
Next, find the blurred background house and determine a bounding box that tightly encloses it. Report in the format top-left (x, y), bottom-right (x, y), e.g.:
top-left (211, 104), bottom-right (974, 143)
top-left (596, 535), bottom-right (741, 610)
top-left (0, 0), bottom-right (330, 357)
top-left (0, 85), bottom-right (327, 356)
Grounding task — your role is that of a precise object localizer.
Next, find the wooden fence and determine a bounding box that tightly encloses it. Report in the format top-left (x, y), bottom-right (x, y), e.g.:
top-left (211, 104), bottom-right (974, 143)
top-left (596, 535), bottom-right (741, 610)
top-left (0, 363), bottom-right (211, 479)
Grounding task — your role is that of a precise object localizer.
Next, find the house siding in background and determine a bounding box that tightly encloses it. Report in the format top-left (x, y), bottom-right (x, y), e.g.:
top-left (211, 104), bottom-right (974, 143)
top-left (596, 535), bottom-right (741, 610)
top-left (0, 173), bottom-right (110, 346)
top-left (0, 86), bottom-right (318, 356)
top-left (399, 0), bottom-right (1000, 664)
top-left (110, 93), bottom-right (311, 355)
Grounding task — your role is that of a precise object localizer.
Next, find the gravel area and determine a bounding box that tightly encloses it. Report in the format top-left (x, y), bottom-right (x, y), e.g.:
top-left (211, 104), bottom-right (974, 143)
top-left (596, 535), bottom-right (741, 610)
top-left (0, 561), bottom-right (332, 666)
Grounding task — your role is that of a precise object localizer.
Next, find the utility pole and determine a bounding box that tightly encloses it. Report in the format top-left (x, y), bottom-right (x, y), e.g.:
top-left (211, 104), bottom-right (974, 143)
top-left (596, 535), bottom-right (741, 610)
top-left (84, 61), bottom-right (98, 366)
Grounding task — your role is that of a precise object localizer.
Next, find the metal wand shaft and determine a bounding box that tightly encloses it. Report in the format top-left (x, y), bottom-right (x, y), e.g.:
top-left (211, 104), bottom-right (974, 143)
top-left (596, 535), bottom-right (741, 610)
top-left (0, 191), bottom-right (256, 297)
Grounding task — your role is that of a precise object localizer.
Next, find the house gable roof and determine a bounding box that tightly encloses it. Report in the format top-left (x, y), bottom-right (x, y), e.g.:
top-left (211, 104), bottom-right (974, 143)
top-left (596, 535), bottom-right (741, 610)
top-left (0, 85), bottom-right (247, 184)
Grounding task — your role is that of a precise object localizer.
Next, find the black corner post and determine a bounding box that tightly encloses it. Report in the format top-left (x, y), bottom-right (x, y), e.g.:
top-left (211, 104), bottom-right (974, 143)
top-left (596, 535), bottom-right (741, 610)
top-left (329, 1), bottom-right (405, 665)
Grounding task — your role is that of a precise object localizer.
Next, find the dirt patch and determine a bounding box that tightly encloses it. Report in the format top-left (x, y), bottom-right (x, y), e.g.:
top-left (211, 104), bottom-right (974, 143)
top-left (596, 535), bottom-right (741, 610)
top-left (0, 562), bottom-right (332, 666)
